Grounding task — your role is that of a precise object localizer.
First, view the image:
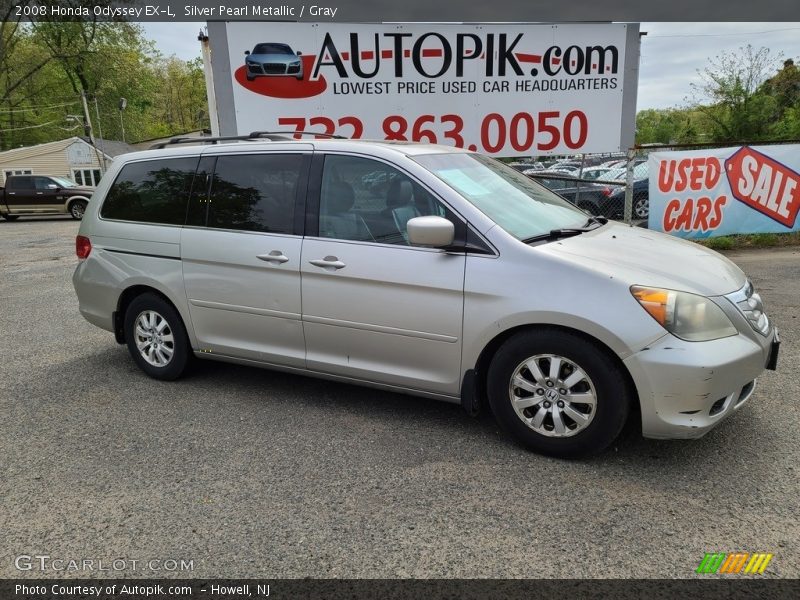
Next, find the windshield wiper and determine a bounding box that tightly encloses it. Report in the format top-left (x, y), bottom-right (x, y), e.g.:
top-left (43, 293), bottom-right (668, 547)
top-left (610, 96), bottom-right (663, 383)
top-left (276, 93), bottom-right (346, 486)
top-left (522, 216), bottom-right (608, 244)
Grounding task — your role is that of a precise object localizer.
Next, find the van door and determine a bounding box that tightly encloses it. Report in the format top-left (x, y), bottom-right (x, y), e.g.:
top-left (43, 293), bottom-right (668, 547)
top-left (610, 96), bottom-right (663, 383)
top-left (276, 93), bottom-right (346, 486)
top-left (181, 151), bottom-right (310, 367)
top-left (300, 154), bottom-right (466, 396)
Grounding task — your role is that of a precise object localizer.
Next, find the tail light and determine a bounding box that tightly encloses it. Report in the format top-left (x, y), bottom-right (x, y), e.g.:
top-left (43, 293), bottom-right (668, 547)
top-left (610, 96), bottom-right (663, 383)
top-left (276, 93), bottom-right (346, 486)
top-left (601, 187), bottom-right (613, 197)
top-left (76, 235), bottom-right (92, 259)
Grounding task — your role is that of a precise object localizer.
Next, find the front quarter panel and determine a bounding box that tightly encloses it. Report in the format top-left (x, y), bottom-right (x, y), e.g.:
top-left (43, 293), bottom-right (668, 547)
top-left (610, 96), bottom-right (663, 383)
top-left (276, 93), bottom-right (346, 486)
top-left (461, 241), bottom-right (669, 379)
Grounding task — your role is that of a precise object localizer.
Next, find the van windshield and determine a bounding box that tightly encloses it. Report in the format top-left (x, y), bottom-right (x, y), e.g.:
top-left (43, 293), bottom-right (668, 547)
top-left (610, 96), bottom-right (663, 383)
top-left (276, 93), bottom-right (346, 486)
top-left (414, 152), bottom-right (587, 240)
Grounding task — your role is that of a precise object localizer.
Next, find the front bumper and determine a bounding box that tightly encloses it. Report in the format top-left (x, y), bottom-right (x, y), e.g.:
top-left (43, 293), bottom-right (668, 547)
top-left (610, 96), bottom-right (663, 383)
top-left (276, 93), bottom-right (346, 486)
top-left (624, 327), bottom-right (776, 439)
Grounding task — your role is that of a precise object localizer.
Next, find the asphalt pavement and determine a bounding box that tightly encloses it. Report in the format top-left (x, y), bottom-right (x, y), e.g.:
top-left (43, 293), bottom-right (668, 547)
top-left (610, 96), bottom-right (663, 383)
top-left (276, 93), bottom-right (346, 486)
top-left (0, 217), bottom-right (797, 579)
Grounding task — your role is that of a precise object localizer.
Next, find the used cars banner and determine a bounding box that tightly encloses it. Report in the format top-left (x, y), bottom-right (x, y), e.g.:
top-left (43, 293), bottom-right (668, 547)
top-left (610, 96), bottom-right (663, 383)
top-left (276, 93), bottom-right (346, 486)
top-left (211, 22), bottom-right (640, 155)
top-left (648, 144), bottom-right (800, 238)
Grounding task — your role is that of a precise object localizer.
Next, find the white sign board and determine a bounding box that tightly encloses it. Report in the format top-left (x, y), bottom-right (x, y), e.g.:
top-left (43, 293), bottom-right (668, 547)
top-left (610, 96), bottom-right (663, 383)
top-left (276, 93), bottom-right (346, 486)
top-left (211, 22), bottom-right (639, 156)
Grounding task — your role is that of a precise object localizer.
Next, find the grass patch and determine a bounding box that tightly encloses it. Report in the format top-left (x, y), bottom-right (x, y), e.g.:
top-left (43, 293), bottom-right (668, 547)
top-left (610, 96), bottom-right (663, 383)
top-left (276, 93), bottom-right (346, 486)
top-left (695, 231), bottom-right (800, 250)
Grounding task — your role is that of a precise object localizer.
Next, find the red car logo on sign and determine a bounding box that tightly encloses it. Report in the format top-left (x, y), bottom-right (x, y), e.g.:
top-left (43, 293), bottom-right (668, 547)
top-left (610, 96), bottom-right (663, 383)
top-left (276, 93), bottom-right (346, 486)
top-left (724, 146), bottom-right (800, 228)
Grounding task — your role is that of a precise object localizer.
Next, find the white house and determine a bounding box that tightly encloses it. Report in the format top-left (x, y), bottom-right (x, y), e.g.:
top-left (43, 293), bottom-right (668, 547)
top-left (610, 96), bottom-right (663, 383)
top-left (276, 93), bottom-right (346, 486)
top-left (0, 137), bottom-right (136, 187)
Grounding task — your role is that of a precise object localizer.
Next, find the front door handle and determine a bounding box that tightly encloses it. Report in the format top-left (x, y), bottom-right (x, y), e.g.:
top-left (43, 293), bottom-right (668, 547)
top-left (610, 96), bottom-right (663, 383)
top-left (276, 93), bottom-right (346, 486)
top-left (309, 256), bottom-right (346, 270)
top-left (257, 251), bottom-right (290, 264)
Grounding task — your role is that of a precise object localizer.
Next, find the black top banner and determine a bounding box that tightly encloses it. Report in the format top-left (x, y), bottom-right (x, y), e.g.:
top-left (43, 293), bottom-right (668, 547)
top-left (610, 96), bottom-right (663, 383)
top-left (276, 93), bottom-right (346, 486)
top-left (4, 0), bottom-right (800, 22)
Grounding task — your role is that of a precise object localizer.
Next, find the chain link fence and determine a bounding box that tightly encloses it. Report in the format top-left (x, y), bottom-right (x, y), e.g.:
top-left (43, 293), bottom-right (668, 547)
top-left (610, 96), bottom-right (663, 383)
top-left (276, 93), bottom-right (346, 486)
top-left (515, 151), bottom-right (650, 226)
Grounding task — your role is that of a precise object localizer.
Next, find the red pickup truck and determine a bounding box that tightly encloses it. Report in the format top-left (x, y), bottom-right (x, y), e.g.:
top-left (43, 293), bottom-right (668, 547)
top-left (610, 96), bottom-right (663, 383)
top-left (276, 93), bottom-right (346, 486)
top-left (0, 174), bottom-right (94, 221)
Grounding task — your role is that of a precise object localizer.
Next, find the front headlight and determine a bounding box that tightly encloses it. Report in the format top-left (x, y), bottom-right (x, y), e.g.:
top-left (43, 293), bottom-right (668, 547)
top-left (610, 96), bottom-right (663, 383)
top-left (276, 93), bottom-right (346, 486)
top-left (631, 286), bottom-right (738, 342)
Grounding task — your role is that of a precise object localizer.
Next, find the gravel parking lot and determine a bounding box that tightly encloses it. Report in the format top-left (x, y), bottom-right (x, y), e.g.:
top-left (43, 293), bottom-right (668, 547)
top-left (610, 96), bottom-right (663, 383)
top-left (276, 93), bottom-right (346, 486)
top-left (1, 218), bottom-right (798, 579)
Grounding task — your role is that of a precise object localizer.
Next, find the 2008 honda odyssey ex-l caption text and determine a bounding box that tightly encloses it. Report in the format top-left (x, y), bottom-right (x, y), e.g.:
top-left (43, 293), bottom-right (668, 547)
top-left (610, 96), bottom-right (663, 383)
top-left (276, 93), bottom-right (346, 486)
top-left (72, 136), bottom-right (780, 457)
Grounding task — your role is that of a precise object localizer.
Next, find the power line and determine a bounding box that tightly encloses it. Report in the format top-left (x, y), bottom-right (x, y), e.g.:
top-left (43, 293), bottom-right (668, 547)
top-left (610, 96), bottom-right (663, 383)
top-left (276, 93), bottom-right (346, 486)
top-left (0, 100), bottom-right (80, 114)
top-left (648, 27), bottom-right (800, 38)
top-left (1, 119), bottom-right (60, 132)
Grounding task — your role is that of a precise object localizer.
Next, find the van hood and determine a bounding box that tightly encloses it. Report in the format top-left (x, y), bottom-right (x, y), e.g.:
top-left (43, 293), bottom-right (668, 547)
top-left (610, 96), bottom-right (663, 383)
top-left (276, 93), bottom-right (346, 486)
top-left (539, 222), bottom-right (745, 296)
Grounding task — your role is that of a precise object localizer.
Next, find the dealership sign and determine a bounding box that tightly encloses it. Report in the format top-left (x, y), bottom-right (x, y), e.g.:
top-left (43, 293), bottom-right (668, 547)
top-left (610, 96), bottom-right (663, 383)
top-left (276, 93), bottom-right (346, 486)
top-left (209, 22), bottom-right (639, 155)
top-left (648, 145), bottom-right (800, 238)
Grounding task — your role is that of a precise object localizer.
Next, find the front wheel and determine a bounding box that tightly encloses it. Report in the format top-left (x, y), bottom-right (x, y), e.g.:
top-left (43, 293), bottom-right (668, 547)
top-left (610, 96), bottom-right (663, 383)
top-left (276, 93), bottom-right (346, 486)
top-left (633, 196), bottom-right (649, 219)
top-left (124, 293), bottom-right (190, 380)
top-left (69, 199), bottom-right (87, 220)
top-left (487, 329), bottom-right (631, 458)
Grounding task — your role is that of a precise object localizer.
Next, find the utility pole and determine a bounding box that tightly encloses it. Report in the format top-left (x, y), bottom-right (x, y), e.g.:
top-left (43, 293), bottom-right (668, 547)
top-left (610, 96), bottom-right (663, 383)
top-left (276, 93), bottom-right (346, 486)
top-left (93, 96), bottom-right (107, 171)
top-left (81, 91), bottom-right (105, 173)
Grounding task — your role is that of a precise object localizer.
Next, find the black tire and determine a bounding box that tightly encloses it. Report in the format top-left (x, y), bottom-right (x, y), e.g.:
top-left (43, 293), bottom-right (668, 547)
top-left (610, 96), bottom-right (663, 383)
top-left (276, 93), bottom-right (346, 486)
top-left (487, 328), bottom-right (631, 458)
top-left (246, 74), bottom-right (255, 82)
top-left (69, 199), bottom-right (87, 220)
top-left (2, 214), bottom-right (19, 221)
top-left (124, 292), bottom-right (191, 381)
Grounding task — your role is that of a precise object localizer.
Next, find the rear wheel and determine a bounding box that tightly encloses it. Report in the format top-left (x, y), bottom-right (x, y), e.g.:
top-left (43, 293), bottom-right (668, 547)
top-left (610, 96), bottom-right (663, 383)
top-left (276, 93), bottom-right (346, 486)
top-left (487, 329), bottom-right (631, 458)
top-left (124, 293), bottom-right (190, 380)
top-left (69, 199), bottom-right (87, 220)
top-left (1, 214), bottom-right (19, 221)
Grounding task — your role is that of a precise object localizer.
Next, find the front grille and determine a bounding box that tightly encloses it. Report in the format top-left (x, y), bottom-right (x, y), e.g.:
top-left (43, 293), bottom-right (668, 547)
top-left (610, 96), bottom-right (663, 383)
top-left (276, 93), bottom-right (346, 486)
top-left (263, 63), bottom-right (286, 74)
top-left (247, 64), bottom-right (262, 74)
top-left (726, 280), bottom-right (769, 336)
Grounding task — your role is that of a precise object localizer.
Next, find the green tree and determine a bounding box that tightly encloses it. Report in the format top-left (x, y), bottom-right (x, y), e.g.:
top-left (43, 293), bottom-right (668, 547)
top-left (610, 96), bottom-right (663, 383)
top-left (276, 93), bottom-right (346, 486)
top-left (689, 45), bottom-right (780, 141)
top-left (0, 7), bottom-right (208, 151)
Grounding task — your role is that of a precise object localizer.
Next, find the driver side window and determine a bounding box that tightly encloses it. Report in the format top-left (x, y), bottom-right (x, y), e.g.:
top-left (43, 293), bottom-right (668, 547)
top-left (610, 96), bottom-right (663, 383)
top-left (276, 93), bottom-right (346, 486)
top-left (318, 155), bottom-right (448, 245)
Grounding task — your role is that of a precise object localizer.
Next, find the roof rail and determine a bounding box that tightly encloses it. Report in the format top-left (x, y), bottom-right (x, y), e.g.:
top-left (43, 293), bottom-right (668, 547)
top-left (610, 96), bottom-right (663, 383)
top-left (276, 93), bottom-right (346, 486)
top-left (150, 130), bottom-right (347, 149)
top-left (247, 130), bottom-right (347, 140)
top-left (149, 135), bottom-right (256, 149)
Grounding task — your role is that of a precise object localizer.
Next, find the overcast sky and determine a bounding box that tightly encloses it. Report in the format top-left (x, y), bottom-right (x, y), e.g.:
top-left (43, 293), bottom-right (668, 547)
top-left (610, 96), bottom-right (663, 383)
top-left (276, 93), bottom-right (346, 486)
top-left (142, 22), bottom-right (800, 110)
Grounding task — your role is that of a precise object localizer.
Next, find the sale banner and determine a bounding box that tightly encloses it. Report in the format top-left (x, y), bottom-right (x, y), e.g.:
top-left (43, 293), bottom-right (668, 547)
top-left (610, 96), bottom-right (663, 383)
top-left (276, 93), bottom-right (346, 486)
top-left (648, 144), bottom-right (800, 238)
top-left (213, 22), bottom-right (638, 155)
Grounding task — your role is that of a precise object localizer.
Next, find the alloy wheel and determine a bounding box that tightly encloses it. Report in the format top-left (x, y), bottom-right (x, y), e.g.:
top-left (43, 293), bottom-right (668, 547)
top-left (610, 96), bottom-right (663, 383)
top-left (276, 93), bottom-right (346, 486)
top-left (508, 354), bottom-right (597, 437)
top-left (134, 310), bottom-right (175, 367)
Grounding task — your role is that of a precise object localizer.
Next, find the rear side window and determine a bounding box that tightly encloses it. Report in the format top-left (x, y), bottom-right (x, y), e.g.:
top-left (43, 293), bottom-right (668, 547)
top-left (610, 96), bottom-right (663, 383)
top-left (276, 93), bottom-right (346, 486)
top-left (206, 154), bottom-right (302, 234)
top-left (101, 158), bottom-right (198, 224)
top-left (6, 176), bottom-right (32, 190)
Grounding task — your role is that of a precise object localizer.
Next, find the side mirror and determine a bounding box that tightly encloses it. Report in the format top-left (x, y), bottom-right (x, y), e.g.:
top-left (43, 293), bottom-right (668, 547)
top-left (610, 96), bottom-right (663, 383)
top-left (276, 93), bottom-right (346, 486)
top-left (47, 184), bottom-right (58, 190)
top-left (407, 216), bottom-right (454, 248)
top-left (244, 50), bottom-right (250, 56)
top-left (296, 51), bottom-right (302, 56)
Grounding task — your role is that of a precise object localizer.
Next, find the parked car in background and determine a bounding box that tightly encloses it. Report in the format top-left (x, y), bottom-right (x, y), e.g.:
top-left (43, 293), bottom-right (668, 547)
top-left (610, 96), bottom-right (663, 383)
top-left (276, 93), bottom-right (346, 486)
top-left (607, 177), bottom-right (650, 220)
top-left (244, 42), bottom-right (304, 81)
top-left (509, 161), bottom-right (545, 173)
top-left (0, 174), bottom-right (93, 220)
top-left (579, 166), bottom-right (613, 180)
top-left (527, 171), bottom-right (622, 218)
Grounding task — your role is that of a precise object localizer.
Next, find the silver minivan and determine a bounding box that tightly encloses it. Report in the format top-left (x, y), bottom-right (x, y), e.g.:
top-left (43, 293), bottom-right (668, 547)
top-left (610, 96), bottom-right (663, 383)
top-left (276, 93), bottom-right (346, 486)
top-left (72, 138), bottom-right (780, 457)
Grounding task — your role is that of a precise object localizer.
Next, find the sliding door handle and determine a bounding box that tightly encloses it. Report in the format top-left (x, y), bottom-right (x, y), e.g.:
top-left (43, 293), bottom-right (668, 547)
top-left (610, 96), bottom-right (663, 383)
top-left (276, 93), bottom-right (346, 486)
top-left (309, 256), bottom-right (346, 270)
